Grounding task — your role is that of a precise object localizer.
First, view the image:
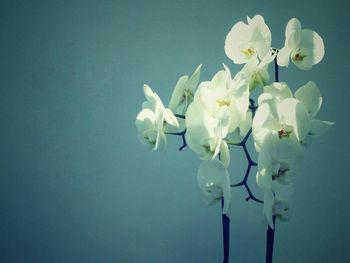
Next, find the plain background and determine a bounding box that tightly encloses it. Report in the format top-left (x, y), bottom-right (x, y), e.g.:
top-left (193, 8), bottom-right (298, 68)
top-left (0, 0), bottom-right (349, 262)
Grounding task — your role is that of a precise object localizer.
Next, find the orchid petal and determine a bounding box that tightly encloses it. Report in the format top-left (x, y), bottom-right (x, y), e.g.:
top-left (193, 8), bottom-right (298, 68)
top-left (263, 189), bottom-right (275, 229)
top-left (197, 159), bottom-right (231, 214)
top-left (285, 18), bottom-right (301, 48)
top-left (295, 81), bottom-right (322, 118)
top-left (277, 46), bottom-right (292, 67)
top-left (308, 119), bottom-right (334, 138)
top-left (168, 75), bottom-right (189, 111)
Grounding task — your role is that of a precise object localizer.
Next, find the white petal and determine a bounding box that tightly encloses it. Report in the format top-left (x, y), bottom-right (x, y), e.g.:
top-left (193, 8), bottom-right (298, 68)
top-left (136, 108), bottom-right (156, 131)
top-left (249, 15), bottom-right (271, 59)
top-left (253, 128), bottom-right (271, 152)
top-left (272, 181), bottom-right (294, 201)
top-left (220, 141), bottom-right (230, 168)
top-left (223, 64), bottom-right (232, 80)
top-left (239, 111), bottom-right (252, 137)
top-left (168, 75), bottom-right (188, 111)
top-left (290, 49), bottom-right (312, 70)
top-left (285, 18), bottom-right (301, 48)
top-left (164, 108), bottom-right (179, 127)
top-left (211, 70), bottom-right (229, 92)
top-left (295, 81), bottom-right (322, 118)
top-left (225, 128), bottom-right (244, 145)
top-left (212, 137), bottom-right (222, 160)
top-left (252, 103), bottom-right (275, 149)
top-left (308, 119), bottom-right (334, 138)
top-left (277, 46), bottom-right (291, 67)
top-left (278, 98), bottom-right (311, 141)
top-left (224, 21), bottom-right (252, 64)
top-left (186, 102), bottom-right (216, 157)
top-left (299, 29), bottom-right (325, 66)
top-left (257, 92), bottom-right (273, 106)
top-left (264, 82), bottom-right (293, 102)
top-left (256, 136), bottom-right (274, 188)
top-left (273, 201), bottom-right (290, 220)
top-left (263, 189), bottom-right (275, 229)
top-left (231, 72), bottom-right (250, 116)
top-left (135, 109), bottom-right (157, 149)
top-left (274, 136), bottom-right (303, 164)
top-left (217, 108), bottom-right (231, 137)
top-left (143, 84), bottom-right (157, 106)
top-left (253, 102), bottom-right (270, 128)
top-left (197, 159), bottom-right (231, 214)
top-left (155, 114), bottom-right (165, 150)
top-left (186, 64), bottom-right (202, 92)
top-left (260, 49), bottom-right (277, 67)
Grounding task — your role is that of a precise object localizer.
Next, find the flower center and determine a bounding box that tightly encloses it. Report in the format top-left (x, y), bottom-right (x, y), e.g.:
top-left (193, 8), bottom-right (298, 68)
top-left (293, 52), bottom-right (306, 62)
top-left (278, 128), bottom-right (292, 139)
top-left (273, 167), bottom-right (289, 180)
top-left (216, 98), bottom-right (231, 107)
top-left (241, 48), bottom-right (255, 57)
top-left (144, 136), bottom-right (155, 146)
top-left (182, 89), bottom-right (194, 102)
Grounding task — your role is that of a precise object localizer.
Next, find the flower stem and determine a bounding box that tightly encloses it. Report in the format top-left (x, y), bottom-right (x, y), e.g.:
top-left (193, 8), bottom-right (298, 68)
top-left (265, 49), bottom-right (280, 263)
top-left (221, 198), bottom-right (230, 263)
top-left (274, 50), bottom-right (279, 82)
top-left (265, 216), bottom-right (276, 263)
top-left (228, 98), bottom-right (262, 204)
top-left (174, 113), bottom-right (186, 119)
top-left (165, 130), bottom-right (187, 151)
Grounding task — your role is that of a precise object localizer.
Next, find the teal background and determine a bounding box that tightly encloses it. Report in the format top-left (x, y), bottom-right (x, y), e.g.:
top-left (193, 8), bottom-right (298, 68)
top-left (0, 0), bottom-right (349, 262)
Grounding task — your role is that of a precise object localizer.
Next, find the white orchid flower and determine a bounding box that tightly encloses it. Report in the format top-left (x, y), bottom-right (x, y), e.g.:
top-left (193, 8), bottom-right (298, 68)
top-left (259, 82), bottom-right (293, 104)
top-left (263, 182), bottom-right (293, 229)
top-left (185, 66), bottom-right (250, 167)
top-left (142, 84), bottom-right (179, 127)
top-left (168, 64), bottom-right (202, 115)
top-left (253, 81), bottom-right (333, 148)
top-left (294, 81), bottom-right (334, 145)
top-left (252, 83), bottom-right (311, 152)
top-left (194, 66), bottom-right (250, 133)
top-left (135, 85), bottom-right (179, 151)
top-left (225, 111), bottom-right (252, 145)
top-left (185, 101), bottom-right (231, 167)
top-left (197, 159), bottom-right (231, 214)
top-left (277, 18), bottom-right (325, 70)
top-left (242, 57), bottom-right (269, 91)
top-left (256, 133), bottom-right (303, 189)
top-left (241, 50), bottom-right (277, 91)
top-left (225, 15), bottom-right (272, 64)
top-left (135, 108), bottom-right (166, 151)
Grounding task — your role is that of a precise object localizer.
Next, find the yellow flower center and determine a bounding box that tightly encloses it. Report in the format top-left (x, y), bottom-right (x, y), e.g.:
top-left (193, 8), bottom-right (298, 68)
top-left (241, 48), bottom-right (255, 56)
top-left (216, 99), bottom-right (231, 107)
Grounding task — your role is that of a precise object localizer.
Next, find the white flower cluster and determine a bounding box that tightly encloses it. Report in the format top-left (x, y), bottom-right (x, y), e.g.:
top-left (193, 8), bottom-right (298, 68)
top-left (135, 15), bottom-right (333, 227)
top-left (253, 81), bottom-right (333, 228)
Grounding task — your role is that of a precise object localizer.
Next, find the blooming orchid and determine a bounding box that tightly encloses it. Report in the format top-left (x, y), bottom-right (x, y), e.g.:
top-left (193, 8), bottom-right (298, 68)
top-left (277, 18), bottom-right (325, 70)
top-left (252, 85), bottom-right (311, 152)
top-left (225, 15), bottom-right (272, 64)
top-left (193, 66), bottom-right (250, 133)
top-left (263, 181), bottom-right (294, 229)
top-left (135, 108), bottom-right (165, 151)
top-left (294, 81), bottom-right (334, 146)
top-left (253, 81), bottom-right (333, 150)
top-left (185, 66), bottom-right (249, 167)
top-left (197, 159), bottom-right (231, 214)
top-left (135, 14), bottom-right (333, 263)
top-left (135, 85), bottom-right (179, 151)
top-left (185, 101), bottom-right (231, 167)
top-left (256, 133), bottom-right (303, 190)
top-left (168, 64), bottom-right (202, 115)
